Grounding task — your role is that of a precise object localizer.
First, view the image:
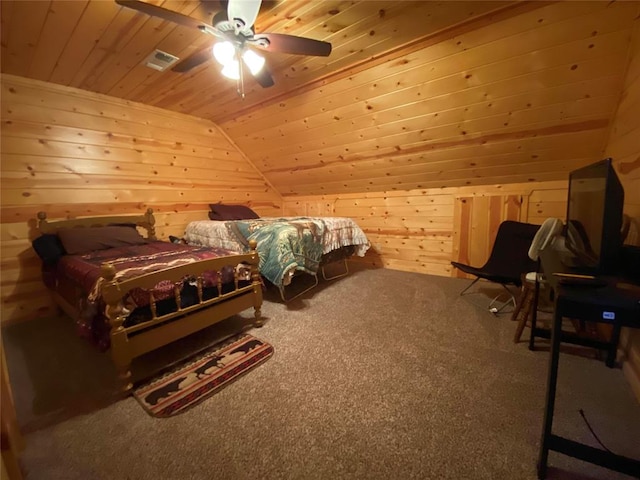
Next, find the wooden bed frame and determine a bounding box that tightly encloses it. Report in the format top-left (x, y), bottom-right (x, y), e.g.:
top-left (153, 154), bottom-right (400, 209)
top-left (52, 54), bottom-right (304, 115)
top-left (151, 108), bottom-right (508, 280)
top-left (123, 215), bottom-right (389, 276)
top-left (37, 208), bottom-right (263, 394)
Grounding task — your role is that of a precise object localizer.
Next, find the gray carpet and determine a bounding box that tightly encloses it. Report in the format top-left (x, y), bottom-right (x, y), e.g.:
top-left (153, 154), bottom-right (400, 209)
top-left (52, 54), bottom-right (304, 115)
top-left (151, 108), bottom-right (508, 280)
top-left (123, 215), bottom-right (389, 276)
top-left (3, 265), bottom-right (640, 480)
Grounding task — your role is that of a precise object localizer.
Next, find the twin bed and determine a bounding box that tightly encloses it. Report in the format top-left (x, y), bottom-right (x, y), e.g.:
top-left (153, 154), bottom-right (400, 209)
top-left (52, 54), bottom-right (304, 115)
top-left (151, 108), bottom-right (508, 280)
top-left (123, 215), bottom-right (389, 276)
top-left (184, 208), bottom-right (370, 300)
top-left (35, 209), bottom-right (263, 393)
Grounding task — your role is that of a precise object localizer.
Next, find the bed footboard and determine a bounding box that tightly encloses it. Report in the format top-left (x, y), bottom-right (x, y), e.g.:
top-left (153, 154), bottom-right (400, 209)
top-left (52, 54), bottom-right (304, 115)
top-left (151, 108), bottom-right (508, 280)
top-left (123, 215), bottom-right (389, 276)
top-left (100, 240), bottom-right (262, 393)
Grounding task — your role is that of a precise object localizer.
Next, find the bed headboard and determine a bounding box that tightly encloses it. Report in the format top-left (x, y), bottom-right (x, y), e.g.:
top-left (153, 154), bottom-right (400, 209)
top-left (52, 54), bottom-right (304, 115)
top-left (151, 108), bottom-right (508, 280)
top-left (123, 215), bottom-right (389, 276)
top-left (37, 208), bottom-right (157, 240)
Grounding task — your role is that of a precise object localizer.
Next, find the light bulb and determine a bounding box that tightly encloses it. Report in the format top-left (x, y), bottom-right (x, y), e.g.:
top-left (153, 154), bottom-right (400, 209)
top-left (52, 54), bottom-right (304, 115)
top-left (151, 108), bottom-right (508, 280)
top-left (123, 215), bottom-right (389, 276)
top-left (213, 41), bottom-right (235, 65)
top-left (242, 49), bottom-right (265, 75)
top-left (221, 60), bottom-right (240, 80)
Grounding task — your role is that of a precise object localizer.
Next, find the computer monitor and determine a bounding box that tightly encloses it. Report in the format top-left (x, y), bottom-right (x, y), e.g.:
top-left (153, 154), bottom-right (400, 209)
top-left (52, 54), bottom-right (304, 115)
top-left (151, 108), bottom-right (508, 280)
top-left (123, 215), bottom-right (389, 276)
top-left (563, 158), bottom-right (624, 275)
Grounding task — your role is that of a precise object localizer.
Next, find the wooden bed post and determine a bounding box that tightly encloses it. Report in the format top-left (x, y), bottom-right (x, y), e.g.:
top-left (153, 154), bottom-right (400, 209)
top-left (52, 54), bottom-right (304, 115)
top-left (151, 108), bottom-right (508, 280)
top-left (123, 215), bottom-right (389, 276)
top-left (101, 263), bottom-right (133, 394)
top-left (144, 208), bottom-right (156, 240)
top-left (37, 211), bottom-right (49, 232)
top-left (248, 239), bottom-right (263, 327)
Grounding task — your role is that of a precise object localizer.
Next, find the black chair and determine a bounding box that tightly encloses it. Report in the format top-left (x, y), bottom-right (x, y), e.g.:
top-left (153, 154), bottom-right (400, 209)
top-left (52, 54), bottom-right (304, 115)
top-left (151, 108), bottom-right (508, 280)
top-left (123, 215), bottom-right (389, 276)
top-left (451, 220), bottom-right (540, 314)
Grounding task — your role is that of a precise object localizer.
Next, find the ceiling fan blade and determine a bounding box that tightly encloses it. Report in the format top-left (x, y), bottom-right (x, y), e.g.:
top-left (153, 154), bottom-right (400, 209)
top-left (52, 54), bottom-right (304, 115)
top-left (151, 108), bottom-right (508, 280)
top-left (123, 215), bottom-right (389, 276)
top-left (249, 33), bottom-right (332, 56)
top-left (227, 0), bottom-right (262, 29)
top-left (171, 46), bottom-right (212, 73)
top-left (115, 0), bottom-right (208, 30)
top-left (251, 65), bottom-right (275, 88)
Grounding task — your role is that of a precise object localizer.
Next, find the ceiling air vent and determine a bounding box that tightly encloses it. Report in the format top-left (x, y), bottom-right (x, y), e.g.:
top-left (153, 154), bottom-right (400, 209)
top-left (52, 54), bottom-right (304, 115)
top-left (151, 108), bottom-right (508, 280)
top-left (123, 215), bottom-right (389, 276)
top-left (144, 50), bottom-right (179, 71)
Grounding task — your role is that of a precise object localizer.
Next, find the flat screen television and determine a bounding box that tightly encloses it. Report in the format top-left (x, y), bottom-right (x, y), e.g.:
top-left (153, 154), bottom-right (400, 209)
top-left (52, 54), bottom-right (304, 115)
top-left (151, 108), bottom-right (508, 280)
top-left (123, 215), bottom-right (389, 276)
top-left (563, 158), bottom-right (624, 275)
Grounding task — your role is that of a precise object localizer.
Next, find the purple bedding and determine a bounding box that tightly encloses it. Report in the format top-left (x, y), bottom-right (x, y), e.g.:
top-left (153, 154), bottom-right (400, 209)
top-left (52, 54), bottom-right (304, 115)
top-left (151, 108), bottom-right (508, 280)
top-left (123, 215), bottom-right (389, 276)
top-left (48, 242), bottom-right (247, 350)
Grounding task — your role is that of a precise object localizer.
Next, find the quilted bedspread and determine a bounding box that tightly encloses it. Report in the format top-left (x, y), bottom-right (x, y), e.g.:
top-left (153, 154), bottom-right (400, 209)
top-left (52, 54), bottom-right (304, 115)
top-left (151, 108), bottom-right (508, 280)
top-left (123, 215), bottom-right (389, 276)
top-left (227, 218), bottom-right (326, 288)
top-left (55, 242), bottom-right (242, 350)
top-left (184, 217), bottom-right (370, 289)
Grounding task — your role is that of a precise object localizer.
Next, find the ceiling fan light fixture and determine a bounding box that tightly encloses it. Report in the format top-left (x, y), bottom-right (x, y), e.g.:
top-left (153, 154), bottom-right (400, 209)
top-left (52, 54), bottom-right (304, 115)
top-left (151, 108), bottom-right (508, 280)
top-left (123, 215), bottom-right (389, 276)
top-left (213, 41), bottom-right (236, 65)
top-left (221, 60), bottom-right (240, 80)
top-left (242, 49), bottom-right (265, 75)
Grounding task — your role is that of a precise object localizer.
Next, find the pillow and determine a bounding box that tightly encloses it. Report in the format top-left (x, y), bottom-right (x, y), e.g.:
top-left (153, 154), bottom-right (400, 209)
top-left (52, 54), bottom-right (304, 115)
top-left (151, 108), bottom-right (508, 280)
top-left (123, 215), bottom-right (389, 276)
top-left (208, 203), bottom-right (259, 221)
top-left (32, 234), bottom-right (66, 265)
top-left (58, 226), bottom-right (147, 254)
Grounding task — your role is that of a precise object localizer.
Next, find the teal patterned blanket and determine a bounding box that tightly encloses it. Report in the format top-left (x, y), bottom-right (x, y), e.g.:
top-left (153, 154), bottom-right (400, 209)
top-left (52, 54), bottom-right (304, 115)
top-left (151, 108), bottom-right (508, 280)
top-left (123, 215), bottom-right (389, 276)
top-left (226, 218), bottom-right (326, 288)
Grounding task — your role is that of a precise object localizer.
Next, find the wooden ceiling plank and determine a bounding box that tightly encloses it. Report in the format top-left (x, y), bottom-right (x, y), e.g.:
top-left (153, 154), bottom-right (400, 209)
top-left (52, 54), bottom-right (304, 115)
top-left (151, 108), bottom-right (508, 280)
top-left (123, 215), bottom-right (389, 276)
top-left (258, 109), bottom-right (612, 171)
top-left (276, 162), bottom-right (597, 197)
top-left (220, 5), bottom-right (561, 128)
top-left (1, 155), bottom-right (258, 183)
top-left (250, 90), bottom-right (619, 164)
top-left (48, 0), bottom-right (121, 85)
top-left (214, 1), bottom-right (549, 124)
top-left (69, 5), bottom-right (150, 89)
top-left (224, 2), bottom-right (633, 135)
top-left (260, 139), bottom-right (608, 192)
top-left (162, 2), bottom-right (520, 121)
top-left (239, 32), bottom-right (629, 159)
top-left (2, 75), bottom-right (230, 141)
top-left (246, 73), bottom-right (622, 148)
top-left (263, 0), bottom-right (353, 38)
top-left (135, 44), bottom-right (233, 108)
top-left (235, 0), bottom-right (628, 128)
top-left (255, 115), bottom-right (610, 177)
top-left (317, 155), bottom-right (594, 189)
top-left (1, 98), bottom-right (231, 152)
top-left (1, 1), bottom-right (50, 77)
top-left (1, 124), bottom-right (230, 165)
top-left (135, 0), bottom-right (354, 112)
top-left (321, 1), bottom-right (505, 68)
top-left (28, 1), bottom-right (89, 81)
top-left (1, 150), bottom-right (256, 178)
top-left (264, 133), bottom-right (606, 185)
top-left (0, 133), bottom-right (246, 169)
top-left (263, 138), bottom-right (607, 185)
top-left (184, 1), bottom-right (509, 119)
top-left (234, 63), bottom-right (622, 151)
top-left (0, 130), bottom-right (245, 170)
top-left (115, 11), bottom-right (213, 99)
top-left (95, 1), bottom-right (203, 95)
top-left (0, 1), bottom-right (14, 65)
top-left (262, 130), bottom-right (606, 177)
top-left (252, 86), bottom-right (619, 160)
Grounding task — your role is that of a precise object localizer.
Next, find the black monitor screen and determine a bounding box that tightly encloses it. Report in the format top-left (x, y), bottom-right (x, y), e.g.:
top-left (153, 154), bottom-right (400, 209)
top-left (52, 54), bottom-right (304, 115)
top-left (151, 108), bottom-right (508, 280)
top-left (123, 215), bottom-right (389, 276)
top-left (564, 158), bottom-right (624, 274)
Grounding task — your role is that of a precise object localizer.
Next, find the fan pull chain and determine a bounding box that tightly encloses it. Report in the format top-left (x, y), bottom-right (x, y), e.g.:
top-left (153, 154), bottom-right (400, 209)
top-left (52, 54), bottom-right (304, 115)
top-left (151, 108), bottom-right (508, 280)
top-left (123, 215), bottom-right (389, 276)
top-left (237, 50), bottom-right (246, 99)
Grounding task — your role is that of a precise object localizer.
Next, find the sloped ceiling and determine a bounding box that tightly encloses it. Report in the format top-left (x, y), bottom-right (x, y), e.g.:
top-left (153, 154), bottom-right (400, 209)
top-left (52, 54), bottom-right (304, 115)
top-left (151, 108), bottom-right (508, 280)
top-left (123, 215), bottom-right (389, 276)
top-left (2, 1), bottom-right (639, 196)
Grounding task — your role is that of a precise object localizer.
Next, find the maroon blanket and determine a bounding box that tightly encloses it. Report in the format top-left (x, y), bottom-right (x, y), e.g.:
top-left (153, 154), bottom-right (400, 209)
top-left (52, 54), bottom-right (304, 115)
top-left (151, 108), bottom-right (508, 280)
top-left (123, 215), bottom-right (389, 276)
top-left (54, 242), bottom-right (245, 350)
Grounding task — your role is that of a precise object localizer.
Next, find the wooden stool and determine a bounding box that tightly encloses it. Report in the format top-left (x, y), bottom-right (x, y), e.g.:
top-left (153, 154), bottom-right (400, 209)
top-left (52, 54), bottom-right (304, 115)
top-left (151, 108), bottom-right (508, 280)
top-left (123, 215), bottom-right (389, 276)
top-left (511, 273), bottom-right (539, 343)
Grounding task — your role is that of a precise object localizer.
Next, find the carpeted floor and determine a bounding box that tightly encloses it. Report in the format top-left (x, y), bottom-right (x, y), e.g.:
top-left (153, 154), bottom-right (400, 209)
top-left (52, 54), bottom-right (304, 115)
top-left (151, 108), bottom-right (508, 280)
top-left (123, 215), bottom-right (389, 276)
top-left (3, 264), bottom-right (640, 480)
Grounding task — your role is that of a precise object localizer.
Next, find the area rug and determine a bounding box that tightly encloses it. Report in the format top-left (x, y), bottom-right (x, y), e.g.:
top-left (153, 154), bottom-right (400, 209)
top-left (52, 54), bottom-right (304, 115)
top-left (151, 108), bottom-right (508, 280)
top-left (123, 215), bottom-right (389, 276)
top-left (133, 334), bottom-right (273, 417)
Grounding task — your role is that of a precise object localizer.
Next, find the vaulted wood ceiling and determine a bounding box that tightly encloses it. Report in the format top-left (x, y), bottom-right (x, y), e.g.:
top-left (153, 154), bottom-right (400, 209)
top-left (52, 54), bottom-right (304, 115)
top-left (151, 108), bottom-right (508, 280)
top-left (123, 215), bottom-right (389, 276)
top-left (0, 1), bottom-right (512, 122)
top-left (1, 1), bottom-right (639, 196)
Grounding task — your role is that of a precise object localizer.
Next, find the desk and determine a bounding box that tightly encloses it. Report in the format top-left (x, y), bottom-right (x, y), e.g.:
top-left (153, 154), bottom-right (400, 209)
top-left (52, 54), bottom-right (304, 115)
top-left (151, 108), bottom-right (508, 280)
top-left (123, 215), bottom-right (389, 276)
top-left (537, 249), bottom-right (640, 479)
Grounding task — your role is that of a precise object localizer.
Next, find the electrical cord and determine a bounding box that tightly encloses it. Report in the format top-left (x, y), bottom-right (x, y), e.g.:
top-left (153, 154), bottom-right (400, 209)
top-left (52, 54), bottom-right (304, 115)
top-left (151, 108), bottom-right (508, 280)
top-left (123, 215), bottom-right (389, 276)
top-left (579, 408), bottom-right (613, 453)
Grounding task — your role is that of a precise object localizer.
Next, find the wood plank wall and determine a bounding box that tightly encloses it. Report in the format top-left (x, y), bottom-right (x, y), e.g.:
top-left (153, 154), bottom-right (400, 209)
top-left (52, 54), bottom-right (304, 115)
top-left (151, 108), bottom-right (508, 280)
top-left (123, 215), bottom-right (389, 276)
top-left (222, 1), bottom-right (637, 195)
top-left (605, 19), bottom-right (640, 402)
top-left (0, 74), bottom-right (283, 325)
top-left (282, 180), bottom-right (567, 277)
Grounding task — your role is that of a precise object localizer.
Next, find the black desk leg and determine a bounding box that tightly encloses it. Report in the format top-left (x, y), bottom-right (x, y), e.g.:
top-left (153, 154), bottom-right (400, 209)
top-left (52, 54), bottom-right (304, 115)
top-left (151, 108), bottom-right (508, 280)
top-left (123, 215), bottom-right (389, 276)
top-left (529, 278), bottom-right (541, 351)
top-left (606, 322), bottom-right (622, 368)
top-left (537, 302), bottom-right (563, 479)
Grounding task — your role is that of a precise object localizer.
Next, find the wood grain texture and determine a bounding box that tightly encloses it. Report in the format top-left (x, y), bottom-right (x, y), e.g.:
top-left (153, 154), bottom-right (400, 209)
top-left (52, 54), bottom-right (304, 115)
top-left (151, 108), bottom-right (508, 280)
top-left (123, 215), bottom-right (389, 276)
top-left (220, 1), bottom-right (637, 196)
top-left (282, 181), bottom-right (564, 279)
top-left (1, 1), bottom-right (638, 198)
top-left (0, 75), bottom-right (282, 326)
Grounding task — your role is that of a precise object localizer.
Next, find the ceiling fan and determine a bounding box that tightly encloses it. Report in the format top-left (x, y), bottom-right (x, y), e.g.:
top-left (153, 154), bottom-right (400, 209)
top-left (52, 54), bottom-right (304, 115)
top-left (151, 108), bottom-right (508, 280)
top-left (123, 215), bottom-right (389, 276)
top-left (115, 0), bottom-right (332, 96)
